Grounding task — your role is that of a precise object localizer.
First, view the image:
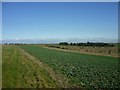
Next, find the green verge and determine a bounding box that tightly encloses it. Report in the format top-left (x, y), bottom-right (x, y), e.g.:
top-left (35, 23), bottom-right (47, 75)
top-left (0, 45), bottom-right (2, 89)
top-left (2, 45), bottom-right (57, 88)
top-left (20, 45), bottom-right (119, 88)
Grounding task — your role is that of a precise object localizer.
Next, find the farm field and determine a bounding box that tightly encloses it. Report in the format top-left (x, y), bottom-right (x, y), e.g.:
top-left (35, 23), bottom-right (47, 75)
top-left (0, 45), bottom-right (2, 88)
top-left (19, 45), bottom-right (119, 88)
top-left (2, 1), bottom-right (119, 89)
top-left (44, 44), bottom-right (119, 57)
top-left (2, 45), bottom-right (68, 88)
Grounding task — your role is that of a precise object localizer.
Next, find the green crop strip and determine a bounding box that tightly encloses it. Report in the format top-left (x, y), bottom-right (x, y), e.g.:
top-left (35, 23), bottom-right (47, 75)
top-left (2, 45), bottom-right (58, 88)
top-left (20, 45), bottom-right (119, 88)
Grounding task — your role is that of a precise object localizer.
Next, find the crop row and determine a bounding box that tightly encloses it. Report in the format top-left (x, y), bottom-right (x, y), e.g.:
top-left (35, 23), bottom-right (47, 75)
top-left (20, 45), bottom-right (119, 88)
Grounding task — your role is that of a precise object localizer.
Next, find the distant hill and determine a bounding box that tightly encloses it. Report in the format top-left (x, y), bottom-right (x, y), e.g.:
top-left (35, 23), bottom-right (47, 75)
top-left (2, 38), bottom-right (118, 44)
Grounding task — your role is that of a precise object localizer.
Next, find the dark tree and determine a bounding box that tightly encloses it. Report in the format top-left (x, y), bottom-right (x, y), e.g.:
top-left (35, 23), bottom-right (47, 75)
top-left (59, 42), bottom-right (69, 45)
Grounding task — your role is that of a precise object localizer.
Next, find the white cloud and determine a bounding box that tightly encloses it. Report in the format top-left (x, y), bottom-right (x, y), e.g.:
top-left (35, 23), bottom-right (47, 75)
top-left (2, 38), bottom-right (118, 44)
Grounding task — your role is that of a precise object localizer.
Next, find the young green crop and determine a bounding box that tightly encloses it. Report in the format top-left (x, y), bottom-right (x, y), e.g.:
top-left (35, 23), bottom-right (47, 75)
top-left (20, 45), bottom-right (119, 88)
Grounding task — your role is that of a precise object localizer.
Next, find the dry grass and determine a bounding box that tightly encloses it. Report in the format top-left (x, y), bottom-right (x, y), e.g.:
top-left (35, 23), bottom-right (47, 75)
top-left (43, 44), bottom-right (118, 57)
top-left (2, 45), bottom-right (58, 88)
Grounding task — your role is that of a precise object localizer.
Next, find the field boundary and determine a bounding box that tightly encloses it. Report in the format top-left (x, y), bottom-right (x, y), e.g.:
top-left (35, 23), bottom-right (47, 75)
top-left (43, 46), bottom-right (118, 58)
top-left (18, 47), bottom-right (72, 88)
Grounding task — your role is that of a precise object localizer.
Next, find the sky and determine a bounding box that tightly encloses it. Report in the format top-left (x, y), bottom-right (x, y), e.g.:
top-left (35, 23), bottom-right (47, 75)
top-left (0, 2), bottom-right (2, 41)
top-left (2, 2), bottom-right (118, 43)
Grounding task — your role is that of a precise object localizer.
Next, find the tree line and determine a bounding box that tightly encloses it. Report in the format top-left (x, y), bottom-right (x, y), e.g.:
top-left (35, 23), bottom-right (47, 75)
top-left (59, 42), bottom-right (114, 47)
top-left (3, 42), bottom-right (115, 47)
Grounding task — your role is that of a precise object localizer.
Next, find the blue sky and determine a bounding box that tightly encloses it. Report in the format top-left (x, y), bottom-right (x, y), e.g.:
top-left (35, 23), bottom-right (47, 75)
top-left (0, 2), bottom-right (2, 41)
top-left (2, 2), bottom-right (118, 42)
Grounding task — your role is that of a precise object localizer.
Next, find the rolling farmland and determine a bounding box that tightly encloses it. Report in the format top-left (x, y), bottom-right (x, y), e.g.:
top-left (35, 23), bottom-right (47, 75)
top-left (18, 45), bottom-right (119, 88)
